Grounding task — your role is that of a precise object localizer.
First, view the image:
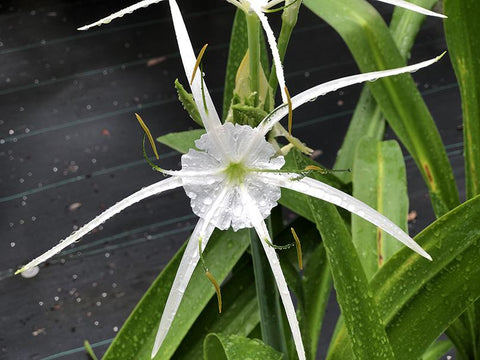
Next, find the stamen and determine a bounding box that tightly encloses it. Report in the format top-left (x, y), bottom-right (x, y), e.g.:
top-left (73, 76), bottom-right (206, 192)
top-left (198, 238), bottom-right (222, 313)
top-left (142, 135), bottom-right (163, 172)
top-left (205, 271), bottom-right (223, 313)
top-left (290, 227), bottom-right (303, 270)
top-left (135, 113), bottom-right (159, 160)
top-left (285, 86), bottom-right (293, 135)
top-left (304, 165), bottom-right (351, 175)
top-left (190, 44), bottom-right (209, 85)
top-left (263, 0), bottom-right (301, 13)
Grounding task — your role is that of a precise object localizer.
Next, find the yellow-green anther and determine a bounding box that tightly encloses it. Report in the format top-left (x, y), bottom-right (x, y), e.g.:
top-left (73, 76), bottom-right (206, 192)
top-left (304, 165), bottom-right (328, 174)
top-left (205, 270), bottom-right (222, 313)
top-left (190, 43), bottom-right (209, 85)
top-left (14, 267), bottom-right (25, 275)
top-left (135, 113), bottom-right (159, 160)
top-left (285, 86), bottom-right (293, 135)
top-left (290, 227), bottom-right (303, 270)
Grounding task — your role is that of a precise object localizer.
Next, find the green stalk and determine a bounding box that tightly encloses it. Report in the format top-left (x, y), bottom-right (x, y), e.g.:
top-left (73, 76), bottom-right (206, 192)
top-left (246, 13), bottom-right (261, 105)
top-left (250, 226), bottom-right (289, 357)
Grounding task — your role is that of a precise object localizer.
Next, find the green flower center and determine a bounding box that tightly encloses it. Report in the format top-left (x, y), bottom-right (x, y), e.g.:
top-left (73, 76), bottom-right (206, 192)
top-left (224, 162), bottom-right (249, 184)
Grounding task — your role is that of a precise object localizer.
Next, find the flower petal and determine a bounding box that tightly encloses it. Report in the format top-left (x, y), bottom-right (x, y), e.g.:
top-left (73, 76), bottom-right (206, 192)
top-left (258, 54), bottom-right (445, 135)
top-left (240, 187), bottom-right (306, 360)
top-left (375, 0), bottom-right (447, 18)
top-left (168, 0), bottom-right (222, 133)
top-left (260, 172), bottom-right (432, 260)
top-left (16, 176), bottom-right (183, 274)
top-left (151, 218), bottom-right (215, 358)
top-left (251, 5), bottom-right (288, 103)
top-left (77, 0), bottom-right (166, 31)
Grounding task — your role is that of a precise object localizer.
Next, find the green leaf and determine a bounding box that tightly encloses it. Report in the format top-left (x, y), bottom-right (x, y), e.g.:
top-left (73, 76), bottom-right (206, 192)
top-left (327, 194), bottom-right (480, 360)
top-left (334, 0), bottom-right (438, 183)
top-left (352, 138), bottom-right (407, 279)
top-left (445, 0), bottom-right (480, 199)
top-left (421, 340), bottom-right (453, 360)
top-left (290, 150), bottom-right (396, 360)
top-left (334, 87), bottom-right (385, 183)
top-left (157, 129), bottom-right (205, 154)
top-left (299, 237), bottom-right (332, 360)
top-left (173, 258), bottom-right (259, 360)
top-left (223, 10), bottom-right (249, 120)
top-left (174, 79), bottom-right (203, 127)
top-left (271, 217), bottom-right (333, 360)
top-left (103, 229), bottom-right (250, 360)
top-left (390, 0), bottom-right (439, 59)
top-left (204, 334), bottom-right (283, 360)
top-left (250, 226), bottom-right (289, 356)
top-left (304, 0), bottom-right (459, 217)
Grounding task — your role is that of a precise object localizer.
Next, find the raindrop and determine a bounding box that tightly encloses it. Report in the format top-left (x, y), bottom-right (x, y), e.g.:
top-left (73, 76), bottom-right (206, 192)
top-left (21, 266), bottom-right (40, 279)
top-left (10, 242), bottom-right (15, 247)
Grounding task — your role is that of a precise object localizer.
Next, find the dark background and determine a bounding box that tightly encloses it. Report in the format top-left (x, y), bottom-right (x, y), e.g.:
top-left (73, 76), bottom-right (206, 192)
top-left (0, 0), bottom-right (462, 359)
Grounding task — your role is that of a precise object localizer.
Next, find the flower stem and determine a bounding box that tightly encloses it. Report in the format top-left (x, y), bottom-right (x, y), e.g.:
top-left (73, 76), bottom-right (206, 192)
top-left (250, 223), bottom-right (289, 357)
top-left (246, 12), bottom-right (261, 106)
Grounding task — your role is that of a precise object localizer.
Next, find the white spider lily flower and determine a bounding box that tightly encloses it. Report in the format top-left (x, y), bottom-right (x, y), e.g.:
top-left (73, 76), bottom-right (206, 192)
top-left (20, 1), bottom-right (442, 359)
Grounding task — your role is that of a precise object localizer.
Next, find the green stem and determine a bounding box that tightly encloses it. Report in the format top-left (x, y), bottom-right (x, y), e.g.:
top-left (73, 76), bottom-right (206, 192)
top-left (250, 223), bottom-right (289, 357)
top-left (246, 13), bottom-right (260, 105)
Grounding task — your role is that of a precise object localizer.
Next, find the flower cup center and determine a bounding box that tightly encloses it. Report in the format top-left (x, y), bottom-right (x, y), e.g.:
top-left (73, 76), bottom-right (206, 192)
top-left (224, 162), bottom-right (249, 184)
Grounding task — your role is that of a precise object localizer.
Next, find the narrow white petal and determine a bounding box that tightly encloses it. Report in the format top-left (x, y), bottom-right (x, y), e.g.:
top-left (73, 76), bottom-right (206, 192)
top-left (261, 173), bottom-right (432, 260)
top-left (252, 6), bottom-right (288, 103)
top-left (151, 218), bottom-right (215, 358)
top-left (240, 188), bottom-right (306, 360)
top-left (258, 54), bottom-right (445, 135)
top-left (168, 0), bottom-right (222, 133)
top-left (16, 177), bottom-right (183, 274)
top-left (77, 0), bottom-right (166, 31)
top-left (375, 0), bottom-right (447, 18)
top-left (265, 0), bottom-right (285, 8)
